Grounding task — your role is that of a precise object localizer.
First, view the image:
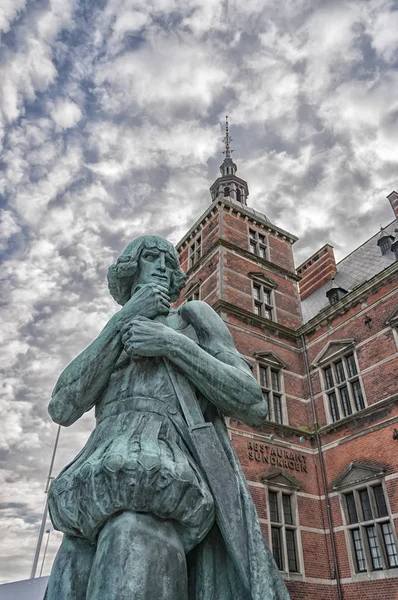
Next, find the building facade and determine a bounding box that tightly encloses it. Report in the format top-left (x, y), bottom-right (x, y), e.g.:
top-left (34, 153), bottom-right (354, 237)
top-left (175, 127), bottom-right (398, 599)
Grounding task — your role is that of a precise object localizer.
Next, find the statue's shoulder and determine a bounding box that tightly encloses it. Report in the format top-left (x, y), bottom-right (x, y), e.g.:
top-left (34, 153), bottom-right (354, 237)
top-left (178, 300), bottom-right (223, 329)
top-left (177, 301), bottom-right (234, 349)
top-left (177, 301), bottom-right (251, 372)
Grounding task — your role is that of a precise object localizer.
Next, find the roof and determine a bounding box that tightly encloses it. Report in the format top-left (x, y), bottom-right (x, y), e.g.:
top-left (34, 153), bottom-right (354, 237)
top-left (0, 577), bottom-right (48, 600)
top-left (301, 220), bottom-right (397, 323)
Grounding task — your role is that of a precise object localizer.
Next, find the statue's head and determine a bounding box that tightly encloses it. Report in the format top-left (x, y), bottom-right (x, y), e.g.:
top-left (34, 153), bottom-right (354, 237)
top-left (107, 235), bottom-right (186, 305)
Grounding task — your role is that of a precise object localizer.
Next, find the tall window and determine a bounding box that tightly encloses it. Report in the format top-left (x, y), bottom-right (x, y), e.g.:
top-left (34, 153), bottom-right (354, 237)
top-left (343, 483), bottom-right (398, 573)
top-left (253, 282), bottom-right (274, 320)
top-left (259, 364), bottom-right (284, 424)
top-left (322, 353), bottom-right (366, 423)
top-left (189, 236), bottom-right (201, 269)
top-left (269, 490), bottom-right (299, 573)
top-left (249, 229), bottom-right (267, 259)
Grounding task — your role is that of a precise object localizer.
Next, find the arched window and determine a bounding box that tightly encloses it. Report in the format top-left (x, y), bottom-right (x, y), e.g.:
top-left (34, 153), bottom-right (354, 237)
top-left (236, 188), bottom-right (242, 203)
top-left (224, 187), bottom-right (230, 197)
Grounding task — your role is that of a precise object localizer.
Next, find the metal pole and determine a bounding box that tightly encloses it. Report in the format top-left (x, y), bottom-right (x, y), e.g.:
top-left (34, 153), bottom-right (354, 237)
top-left (30, 425), bottom-right (61, 579)
top-left (39, 530), bottom-right (51, 578)
top-left (301, 334), bottom-right (343, 600)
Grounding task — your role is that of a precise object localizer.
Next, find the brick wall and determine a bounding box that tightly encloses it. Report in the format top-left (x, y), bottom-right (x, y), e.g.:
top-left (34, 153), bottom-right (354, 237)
top-left (175, 196), bottom-right (398, 599)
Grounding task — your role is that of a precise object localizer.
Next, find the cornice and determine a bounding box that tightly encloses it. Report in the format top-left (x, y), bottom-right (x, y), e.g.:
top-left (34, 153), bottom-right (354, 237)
top-left (218, 198), bottom-right (298, 243)
top-left (176, 197), bottom-right (298, 249)
top-left (183, 237), bottom-right (300, 283)
top-left (211, 299), bottom-right (299, 342)
top-left (299, 261), bottom-right (398, 335)
top-left (318, 393), bottom-right (398, 437)
top-left (229, 420), bottom-right (315, 442)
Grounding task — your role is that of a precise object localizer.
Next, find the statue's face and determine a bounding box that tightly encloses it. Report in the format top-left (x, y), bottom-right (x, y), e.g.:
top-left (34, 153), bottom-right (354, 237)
top-left (133, 247), bottom-right (175, 292)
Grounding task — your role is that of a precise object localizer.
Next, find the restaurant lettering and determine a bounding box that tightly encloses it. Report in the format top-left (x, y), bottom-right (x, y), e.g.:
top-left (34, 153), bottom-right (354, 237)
top-left (247, 441), bottom-right (307, 473)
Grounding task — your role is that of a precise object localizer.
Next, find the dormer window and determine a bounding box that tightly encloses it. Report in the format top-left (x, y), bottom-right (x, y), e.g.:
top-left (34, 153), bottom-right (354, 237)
top-left (391, 235), bottom-right (398, 260)
top-left (377, 231), bottom-right (394, 255)
top-left (379, 237), bottom-right (392, 254)
top-left (326, 283), bottom-right (347, 306)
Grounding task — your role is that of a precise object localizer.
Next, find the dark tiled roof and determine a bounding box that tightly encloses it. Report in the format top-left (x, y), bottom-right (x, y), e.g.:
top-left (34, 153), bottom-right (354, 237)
top-left (300, 220), bottom-right (397, 323)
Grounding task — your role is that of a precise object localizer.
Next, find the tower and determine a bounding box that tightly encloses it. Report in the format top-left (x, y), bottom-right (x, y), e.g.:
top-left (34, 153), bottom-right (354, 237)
top-left (176, 117), bottom-right (309, 591)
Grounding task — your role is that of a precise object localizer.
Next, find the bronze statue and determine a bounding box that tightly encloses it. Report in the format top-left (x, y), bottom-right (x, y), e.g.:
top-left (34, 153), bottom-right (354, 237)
top-left (46, 235), bottom-right (290, 599)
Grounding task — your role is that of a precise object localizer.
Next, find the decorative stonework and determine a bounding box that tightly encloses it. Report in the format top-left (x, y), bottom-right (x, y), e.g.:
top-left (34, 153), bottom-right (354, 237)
top-left (332, 462), bottom-right (385, 490)
top-left (311, 339), bottom-right (356, 367)
top-left (261, 469), bottom-right (301, 491)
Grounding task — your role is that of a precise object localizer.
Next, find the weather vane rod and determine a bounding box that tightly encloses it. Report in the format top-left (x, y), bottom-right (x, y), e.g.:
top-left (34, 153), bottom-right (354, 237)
top-left (223, 115), bottom-right (234, 158)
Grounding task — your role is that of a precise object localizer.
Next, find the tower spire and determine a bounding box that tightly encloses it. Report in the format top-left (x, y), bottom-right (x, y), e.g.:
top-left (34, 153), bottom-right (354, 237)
top-left (219, 115), bottom-right (237, 179)
top-left (209, 115), bottom-right (249, 205)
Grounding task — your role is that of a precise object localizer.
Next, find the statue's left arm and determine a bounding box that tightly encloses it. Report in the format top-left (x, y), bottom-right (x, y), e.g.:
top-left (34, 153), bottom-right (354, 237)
top-left (175, 301), bottom-right (267, 426)
top-left (125, 301), bottom-right (267, 427)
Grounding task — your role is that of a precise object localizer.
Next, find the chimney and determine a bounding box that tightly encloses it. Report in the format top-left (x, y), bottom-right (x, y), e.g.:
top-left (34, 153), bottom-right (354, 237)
top-left (297, 244), bottom-right (337, 301)
top-left (387, 190), bottom-right (398, 220)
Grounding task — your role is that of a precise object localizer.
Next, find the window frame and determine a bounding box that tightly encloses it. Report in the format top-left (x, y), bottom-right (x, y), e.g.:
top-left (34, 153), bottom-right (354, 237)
top-left (341, 481), bottom-right (398, 576)
top-left (186, 289), bottom-right (200, 302)
top-left (248, 228), bottom-right (268, 260)
top-left (252, 281), bottom-right (275, 321)
top-left (257, 363), bottom-right (286, 424)
top-left (268, 488), bottom-right (300, 574)
top-left (320, 351), bottom-right (367, 424)
top-left (188, 236), bottom-right (202, 269)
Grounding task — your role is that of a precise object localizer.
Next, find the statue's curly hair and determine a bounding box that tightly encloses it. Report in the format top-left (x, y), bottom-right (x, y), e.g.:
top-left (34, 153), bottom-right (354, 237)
top-left (107, 235), bottom-right (186, 305)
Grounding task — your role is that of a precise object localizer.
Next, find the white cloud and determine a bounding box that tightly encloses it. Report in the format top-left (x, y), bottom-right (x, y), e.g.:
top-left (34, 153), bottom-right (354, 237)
top-left (0, 0), bottom-right (26, 33)
top-left (50, 99), bottom-right (82, 130)
top-left (367, 4), bottom-right (398, 63)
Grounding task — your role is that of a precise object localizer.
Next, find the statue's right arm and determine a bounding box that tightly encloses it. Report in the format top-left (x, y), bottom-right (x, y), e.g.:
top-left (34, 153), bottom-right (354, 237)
top-left (48, 316), bottom-right (124, 426)
top-left (48, 283), bottom-right (171, 426)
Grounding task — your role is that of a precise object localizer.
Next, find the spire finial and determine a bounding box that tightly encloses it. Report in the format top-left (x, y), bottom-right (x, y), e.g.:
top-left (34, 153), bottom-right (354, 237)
top-left (223, 115), bottom-right (233, 159)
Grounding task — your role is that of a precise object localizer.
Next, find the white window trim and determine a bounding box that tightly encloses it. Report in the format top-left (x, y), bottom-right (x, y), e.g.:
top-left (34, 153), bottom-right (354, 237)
top-left (339, 479), bottom-right (398, 580)
top-left (386, 308), bottom-right (398, 351)
top-left (186, 287), bottom-right (200, 303)
top-left (188, 236), bottom-right (202, 269)
top-left (252, 280), bottom-right (276, 322)
top-left (257, 362), bottom-right (288, 425)
top-left (267, 487), bottom-right (302, 575)
top-left (248, 227), bottom-right (268, 260)
top-left (319, 349), bottom-right (367, 424)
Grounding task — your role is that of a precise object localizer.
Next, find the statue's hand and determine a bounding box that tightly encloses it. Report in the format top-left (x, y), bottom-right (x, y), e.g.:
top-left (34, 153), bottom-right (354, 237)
top-left (121, 316), bottom-right (175, 358)
top-left (117, 284), bottom-right (170, 326)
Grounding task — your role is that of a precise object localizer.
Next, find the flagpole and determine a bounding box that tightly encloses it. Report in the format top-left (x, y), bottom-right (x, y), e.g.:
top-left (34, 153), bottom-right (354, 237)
top-left (30, 425), bottom-right (61, 579)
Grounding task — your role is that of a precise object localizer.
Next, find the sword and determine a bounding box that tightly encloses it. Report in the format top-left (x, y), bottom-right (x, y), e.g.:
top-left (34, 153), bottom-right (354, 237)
top-left (156, 313), bottom-right (251, 591)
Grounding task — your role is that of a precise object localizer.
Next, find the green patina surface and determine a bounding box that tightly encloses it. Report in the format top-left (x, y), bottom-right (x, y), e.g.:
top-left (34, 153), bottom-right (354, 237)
top-left (46, 235), bottom-right (290, 600)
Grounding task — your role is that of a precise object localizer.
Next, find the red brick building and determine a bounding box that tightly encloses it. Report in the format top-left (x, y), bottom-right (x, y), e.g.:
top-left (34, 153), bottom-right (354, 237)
top-left (175, 129), bottom-right (398, 599)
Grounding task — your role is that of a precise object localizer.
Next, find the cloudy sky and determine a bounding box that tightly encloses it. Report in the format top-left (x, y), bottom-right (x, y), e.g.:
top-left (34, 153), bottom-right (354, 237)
top-left (1, 0), bottom-right (398, 584)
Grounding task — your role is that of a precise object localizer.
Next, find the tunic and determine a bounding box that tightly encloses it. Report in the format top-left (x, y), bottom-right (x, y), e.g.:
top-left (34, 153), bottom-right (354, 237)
top-left (48, 352), bottom-right (215, 552)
